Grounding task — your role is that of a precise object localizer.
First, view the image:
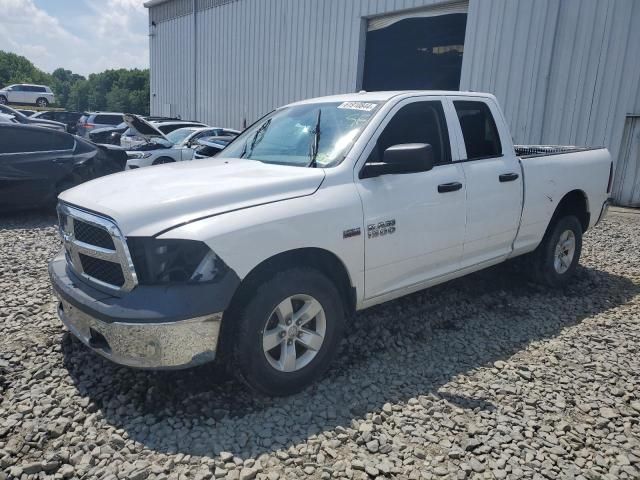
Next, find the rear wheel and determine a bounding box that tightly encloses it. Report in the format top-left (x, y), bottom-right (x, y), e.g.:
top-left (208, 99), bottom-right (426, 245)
top-left (152, 156), bottom-right (175, 165)
top-left (528, 215), bottom-right (582, 287)
top-left (0, 95), bottom-right (7, 105)
top-left (36, 97), bottom-right (49, 108)
top-left (229, 268), bottom-right (345, 396)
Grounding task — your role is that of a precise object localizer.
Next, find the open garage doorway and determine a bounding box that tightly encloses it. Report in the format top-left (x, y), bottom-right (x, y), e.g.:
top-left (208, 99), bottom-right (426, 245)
top-left (362, 4), bottom-right (468, 91)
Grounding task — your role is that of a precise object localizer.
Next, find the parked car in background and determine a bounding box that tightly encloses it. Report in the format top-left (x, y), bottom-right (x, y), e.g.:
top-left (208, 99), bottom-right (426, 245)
top-left (0, 124), bottom-right (127, 212)
top-left (0, 84), bottom-right (55, 107)
top-left (87, 117), bottom-right (181, 145)
top-left (76, 112), bottom-right (124, 138)
top-left (49, 91), bottom-right (612, 395)
top-left (89, 122), bottom-right (128, 145)
top-left (31, 111), bottom-right (85, 134)
top-left (124, 117), bottom-right (238, 168)
top-left (192, 136), bottom-right (235, 159)
top-left (120, 117), bottom-right (208, 149)
top-left (0, 104), bottom-right (66, 131)
top-left (17, 109), bottom-right (36, 117)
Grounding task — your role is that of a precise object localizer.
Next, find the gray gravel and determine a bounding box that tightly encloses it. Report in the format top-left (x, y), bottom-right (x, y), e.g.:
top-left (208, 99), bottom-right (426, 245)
top-left (1, 209), bottom-right (639, 480)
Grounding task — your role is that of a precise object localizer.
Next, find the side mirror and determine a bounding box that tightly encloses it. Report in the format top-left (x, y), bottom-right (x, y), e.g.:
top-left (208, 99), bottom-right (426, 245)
top-left (360, 143), bottom-right (434, 179)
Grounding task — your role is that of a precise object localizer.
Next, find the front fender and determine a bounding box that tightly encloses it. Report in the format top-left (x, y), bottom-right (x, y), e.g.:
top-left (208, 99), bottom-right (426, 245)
top-left (157, 182), bottom-right (365, 302)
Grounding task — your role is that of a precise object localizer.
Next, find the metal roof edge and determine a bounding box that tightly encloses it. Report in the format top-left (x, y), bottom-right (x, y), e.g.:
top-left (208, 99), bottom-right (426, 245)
top-left (144, 0), bottom-right (172, 8)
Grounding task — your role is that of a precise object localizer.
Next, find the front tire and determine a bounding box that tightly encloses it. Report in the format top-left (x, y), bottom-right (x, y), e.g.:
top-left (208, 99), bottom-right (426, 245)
top-left (0, 95), bottom-right (7, 105)
top-left (229, 268), bottom-right (345, 396)
top-left (36, 97), bottom-right (49, 107)
top-left (528, 215), bottom-right (583, 287)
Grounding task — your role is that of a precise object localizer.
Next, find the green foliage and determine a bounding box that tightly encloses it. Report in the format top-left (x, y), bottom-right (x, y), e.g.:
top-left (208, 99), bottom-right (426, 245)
top-left (0, 50), bottom-right (149, 114)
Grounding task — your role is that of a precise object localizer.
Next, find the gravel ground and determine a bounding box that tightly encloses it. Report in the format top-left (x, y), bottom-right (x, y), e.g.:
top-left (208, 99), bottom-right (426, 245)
top-left (1, 210), bottom-right (639, 480)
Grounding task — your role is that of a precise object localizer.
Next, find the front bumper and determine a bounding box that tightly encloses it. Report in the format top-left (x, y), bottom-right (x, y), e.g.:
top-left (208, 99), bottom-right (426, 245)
top-left (125, 155), bottom-right (155, 170)
top-left (49, 252), bottom-right (238, 369)
top-left (58, 298), bottom-right (221, 368)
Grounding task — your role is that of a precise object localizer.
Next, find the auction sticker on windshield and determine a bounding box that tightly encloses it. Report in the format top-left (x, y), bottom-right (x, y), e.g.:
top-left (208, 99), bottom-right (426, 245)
top-left (337, 102), bottom-right (378, 112)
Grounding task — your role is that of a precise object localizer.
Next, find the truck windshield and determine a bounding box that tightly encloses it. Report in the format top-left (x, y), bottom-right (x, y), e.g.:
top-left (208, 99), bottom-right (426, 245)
top-left (218, 101), bottom-right (381, 167)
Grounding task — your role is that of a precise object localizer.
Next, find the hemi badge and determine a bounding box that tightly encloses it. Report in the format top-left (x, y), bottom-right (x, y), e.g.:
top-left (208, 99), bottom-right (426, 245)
top-left (343, 227), bottom-right (361, 239)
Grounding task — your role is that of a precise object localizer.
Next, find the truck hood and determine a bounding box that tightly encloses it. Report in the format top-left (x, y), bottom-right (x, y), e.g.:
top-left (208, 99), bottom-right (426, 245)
top-left (59, 158), bottom-right (326, 236)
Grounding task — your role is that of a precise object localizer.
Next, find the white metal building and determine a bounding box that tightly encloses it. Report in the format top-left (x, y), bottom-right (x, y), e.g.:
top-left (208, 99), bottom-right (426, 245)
top-left (144, 0), bottom-right (640, 206)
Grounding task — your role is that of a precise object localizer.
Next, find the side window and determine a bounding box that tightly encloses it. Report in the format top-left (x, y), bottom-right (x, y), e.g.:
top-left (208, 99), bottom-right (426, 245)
top-left (453, 101), bottom-right (502, 160)
top-left (368, 101), bottom-right (451, 165)
top-left (0, 127), bottom-right (74, 154)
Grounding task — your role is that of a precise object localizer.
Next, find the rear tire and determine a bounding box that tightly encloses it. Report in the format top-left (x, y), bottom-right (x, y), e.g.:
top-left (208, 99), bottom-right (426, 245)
top-left (152, 156), bottom-right (175, 165)
top-left (528, 215), bottom-right (582, 287)
top-left (228, 268), bottom-right (345, 396)
top-left (0, 95), bottom-right (7, 105)
top-left (36, 97), bottom-right (49, 107)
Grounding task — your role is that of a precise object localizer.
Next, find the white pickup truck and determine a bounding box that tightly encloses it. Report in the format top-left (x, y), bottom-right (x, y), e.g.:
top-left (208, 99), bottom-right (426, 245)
top-left (49, 91), bottom-right (612, 395)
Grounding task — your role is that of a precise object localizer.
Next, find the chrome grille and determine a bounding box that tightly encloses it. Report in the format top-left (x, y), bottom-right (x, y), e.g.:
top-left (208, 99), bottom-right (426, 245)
top-left (79, 253), bottom-right (126, 287)
top-left (74, 220), bottom-right (115, 250)
top-left (57, 203), bottom-right (138, 292)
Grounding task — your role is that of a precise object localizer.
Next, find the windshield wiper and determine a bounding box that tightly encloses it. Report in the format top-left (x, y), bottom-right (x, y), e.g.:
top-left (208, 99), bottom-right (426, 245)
top-left (241, 118), bottom-right (271, 159)
top-left (307, 109), bottom-right (321, 168)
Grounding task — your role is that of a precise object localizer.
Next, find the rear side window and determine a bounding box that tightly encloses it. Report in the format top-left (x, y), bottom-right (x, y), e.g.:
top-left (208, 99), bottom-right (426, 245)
top-left (453, 101), bottom-right (502, 160)
top-left (369, 100), bottom-right (451, 165)
top-left (95, 114), bottom-right (122, 125)
top-left (0, 127), bottom-right (74, 154)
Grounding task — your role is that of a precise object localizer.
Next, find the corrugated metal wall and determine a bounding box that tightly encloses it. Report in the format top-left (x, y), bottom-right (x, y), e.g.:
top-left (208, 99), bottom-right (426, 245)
top-left (148, 0), bottom-right (640, 204)
top-left (460, 0), bottom-right (640, 206)
top-left (149, 0), bottom-right (466, 127)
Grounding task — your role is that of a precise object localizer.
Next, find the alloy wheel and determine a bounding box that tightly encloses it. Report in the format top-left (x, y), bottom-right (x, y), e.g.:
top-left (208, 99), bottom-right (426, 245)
top-left (554, 229), bottom-right (576, 274)
top-left (262, 294), bottom-right (326, 372)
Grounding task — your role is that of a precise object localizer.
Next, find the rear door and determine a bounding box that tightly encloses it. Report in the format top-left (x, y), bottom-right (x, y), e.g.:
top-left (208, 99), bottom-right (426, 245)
top-left (10, 85), bottom-right (27, 104)
top-left (356, 97), bottom-right (467, 299)
top-left (446, 96), bottom-right (523, 266)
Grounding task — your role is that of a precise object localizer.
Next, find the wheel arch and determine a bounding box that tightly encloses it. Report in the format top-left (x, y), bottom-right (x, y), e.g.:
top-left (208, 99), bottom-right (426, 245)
top-left (551, 189), bottom-right (590, 233)
top-left (227, 247), bottom-right (357, 318)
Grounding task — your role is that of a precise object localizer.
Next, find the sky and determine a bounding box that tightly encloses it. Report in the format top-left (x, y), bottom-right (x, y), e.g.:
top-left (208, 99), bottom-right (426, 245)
top-left (0, 0), bottom-right (149, 77)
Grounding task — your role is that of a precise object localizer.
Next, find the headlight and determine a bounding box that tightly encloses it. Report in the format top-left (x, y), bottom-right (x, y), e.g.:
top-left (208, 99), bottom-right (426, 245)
top-left (127, 238), bottom-right (228, 285)
top-left (127, 152), bottom-right (153, 159)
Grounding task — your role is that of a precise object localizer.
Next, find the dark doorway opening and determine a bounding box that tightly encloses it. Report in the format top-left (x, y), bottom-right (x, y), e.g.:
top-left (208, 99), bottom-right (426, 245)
top-left (362, 13), bottom-right (467, 91)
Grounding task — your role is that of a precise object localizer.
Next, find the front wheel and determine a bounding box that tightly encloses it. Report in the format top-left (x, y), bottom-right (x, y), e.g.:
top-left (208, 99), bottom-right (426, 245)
top-left (0, 95), bottom-right (7, 105)
top-left (229, 268), bottom-right (345, 396)
top-left (36, 97), bottom-right (49, 107)
top-left (528, 215), bottom-right (583, 287)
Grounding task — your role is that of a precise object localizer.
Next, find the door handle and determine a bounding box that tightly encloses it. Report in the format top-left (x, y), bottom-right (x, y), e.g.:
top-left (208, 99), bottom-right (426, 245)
top-left (499, 172), bottom-right (519, 182)
top-left (438, 182), bottom-right (463, 193)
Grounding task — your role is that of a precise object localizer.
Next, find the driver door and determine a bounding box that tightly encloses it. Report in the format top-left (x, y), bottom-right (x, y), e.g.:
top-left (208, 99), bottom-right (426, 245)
top-left (356, 98), bottom-right (467, 300)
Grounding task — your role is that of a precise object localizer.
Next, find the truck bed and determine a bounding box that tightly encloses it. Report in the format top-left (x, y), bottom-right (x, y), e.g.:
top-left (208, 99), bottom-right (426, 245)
top-left (515, 145), bottom-right (603, 158)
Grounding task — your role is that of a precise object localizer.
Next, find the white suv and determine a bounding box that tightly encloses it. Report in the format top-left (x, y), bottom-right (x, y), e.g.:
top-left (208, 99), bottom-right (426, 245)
top-left (0, 84), bottom-right (55, 107)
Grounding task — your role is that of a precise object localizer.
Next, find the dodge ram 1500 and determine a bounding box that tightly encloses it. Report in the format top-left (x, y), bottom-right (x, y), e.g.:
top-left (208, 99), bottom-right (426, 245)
top-left (49, 91), bottom-right (612, 395)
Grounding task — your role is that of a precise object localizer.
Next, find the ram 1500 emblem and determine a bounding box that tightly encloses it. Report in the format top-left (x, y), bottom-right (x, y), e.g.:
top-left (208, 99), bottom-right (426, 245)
top-left (367, 220), bottom-right (396, 239)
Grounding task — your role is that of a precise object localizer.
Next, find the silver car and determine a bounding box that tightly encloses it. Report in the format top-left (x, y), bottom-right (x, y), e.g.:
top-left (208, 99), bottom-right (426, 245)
top-left (0, 84), bottom-right (55, 107)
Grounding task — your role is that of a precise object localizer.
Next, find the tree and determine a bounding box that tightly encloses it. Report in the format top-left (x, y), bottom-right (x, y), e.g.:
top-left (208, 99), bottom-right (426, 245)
top-left (0, 50), bottom-right (149, 114)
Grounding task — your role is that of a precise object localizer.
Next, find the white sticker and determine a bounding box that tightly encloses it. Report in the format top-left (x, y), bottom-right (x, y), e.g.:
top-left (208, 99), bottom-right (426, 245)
top-left (337, 101), bottom-right (377, 112)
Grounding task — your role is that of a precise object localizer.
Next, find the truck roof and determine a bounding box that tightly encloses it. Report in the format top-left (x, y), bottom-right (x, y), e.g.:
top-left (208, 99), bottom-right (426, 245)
top-left (287, 90), bottom-right (496, 107)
